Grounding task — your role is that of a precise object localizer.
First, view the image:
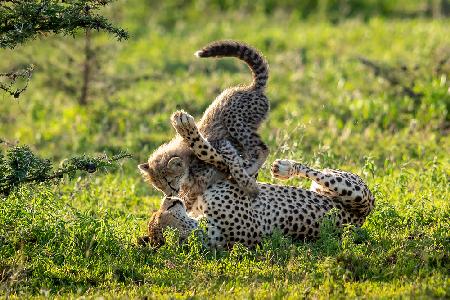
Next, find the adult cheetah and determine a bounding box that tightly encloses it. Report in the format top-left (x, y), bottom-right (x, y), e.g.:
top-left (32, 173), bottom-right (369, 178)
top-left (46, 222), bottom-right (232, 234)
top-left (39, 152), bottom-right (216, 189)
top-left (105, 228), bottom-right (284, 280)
top-left (143, 158), bottom-right (374, 249)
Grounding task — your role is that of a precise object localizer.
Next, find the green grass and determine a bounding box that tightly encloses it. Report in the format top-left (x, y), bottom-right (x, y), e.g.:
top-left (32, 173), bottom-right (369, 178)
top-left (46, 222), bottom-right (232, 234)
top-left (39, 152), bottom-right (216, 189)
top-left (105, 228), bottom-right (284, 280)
top-left (1, 4), bottom-right (449, 299)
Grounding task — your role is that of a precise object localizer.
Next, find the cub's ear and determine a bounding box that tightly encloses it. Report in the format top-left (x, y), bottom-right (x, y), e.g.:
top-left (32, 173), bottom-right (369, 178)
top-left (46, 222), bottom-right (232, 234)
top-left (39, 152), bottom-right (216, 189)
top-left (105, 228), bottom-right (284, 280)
top-left (138, 163), bottom-right (150, 173)
top-left (161, 196), bottom-right (184, 211)
top-left (167, 156), bottom-right (184, 174)
top-left (160, 196), bottom-right (172, 209)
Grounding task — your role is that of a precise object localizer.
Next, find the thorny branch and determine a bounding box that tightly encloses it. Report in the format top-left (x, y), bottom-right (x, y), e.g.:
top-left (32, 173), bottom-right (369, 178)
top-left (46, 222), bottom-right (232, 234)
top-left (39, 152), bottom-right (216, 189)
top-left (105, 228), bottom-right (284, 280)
top-left (0, 144), bottom-right (131, 196)
top-left (0, 65), bottom-right (34, 98)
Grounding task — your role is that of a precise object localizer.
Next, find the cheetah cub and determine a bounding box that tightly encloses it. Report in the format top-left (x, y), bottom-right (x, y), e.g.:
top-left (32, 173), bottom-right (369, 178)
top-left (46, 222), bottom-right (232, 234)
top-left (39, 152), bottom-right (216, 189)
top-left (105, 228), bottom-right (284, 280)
top-left (139, 40), bottom-right (270, 211)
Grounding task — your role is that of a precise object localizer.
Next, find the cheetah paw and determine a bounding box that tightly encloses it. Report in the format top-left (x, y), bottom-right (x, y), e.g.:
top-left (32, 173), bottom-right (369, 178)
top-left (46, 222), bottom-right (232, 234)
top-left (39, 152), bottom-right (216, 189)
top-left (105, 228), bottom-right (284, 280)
top-left (271, 159), bottom-right (295, 180)
top-left (171, 110), bottom-right (198, 138)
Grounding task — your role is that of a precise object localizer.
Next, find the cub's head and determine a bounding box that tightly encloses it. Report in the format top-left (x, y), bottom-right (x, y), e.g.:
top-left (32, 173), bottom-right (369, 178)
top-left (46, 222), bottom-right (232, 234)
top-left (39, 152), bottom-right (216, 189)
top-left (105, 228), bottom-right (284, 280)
top-left (138, 138), bottom-right (190, 196)
top-left (145, 196), bottom-right (193, 247)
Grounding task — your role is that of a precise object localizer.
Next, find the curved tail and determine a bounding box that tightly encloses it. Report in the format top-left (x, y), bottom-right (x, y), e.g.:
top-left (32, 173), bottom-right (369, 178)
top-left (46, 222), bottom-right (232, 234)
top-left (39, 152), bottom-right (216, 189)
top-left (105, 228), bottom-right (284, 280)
top-left (195, 40), bottom-right (269, 91)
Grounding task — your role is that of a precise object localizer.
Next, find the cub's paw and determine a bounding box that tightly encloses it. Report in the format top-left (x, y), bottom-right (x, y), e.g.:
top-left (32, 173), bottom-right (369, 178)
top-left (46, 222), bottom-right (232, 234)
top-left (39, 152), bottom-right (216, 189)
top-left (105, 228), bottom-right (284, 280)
top-left (271, 159), bottom-right (295, 180)
top-left (170, 110), bottom-right (198, 137)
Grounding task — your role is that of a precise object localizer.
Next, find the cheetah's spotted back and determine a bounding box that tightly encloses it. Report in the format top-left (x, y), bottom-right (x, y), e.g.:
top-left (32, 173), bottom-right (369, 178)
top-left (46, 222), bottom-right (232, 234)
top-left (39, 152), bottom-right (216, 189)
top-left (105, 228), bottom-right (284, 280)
top-left (144, 159), bottom-right (375, 249)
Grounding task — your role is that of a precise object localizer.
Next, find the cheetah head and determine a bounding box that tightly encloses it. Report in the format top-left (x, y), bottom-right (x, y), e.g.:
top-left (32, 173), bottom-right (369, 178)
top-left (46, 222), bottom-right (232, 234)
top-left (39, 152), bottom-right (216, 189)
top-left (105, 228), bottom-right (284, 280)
top-left (138, 137), bottom-right (191, 197)
top-left (145, 197), bottom-right (195, 247)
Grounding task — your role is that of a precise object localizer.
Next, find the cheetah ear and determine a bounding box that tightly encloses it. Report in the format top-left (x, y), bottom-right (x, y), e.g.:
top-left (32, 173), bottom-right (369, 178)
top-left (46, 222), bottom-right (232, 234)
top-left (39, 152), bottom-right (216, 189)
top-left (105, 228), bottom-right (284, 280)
top-left (161, 196), bottom-right (184, 211)
top-left (167, 157), bottom-right (184, 175)
top-left (160, 196), bottom-right (172, 209)
top-left (138, 163), bottom-right (150, 173)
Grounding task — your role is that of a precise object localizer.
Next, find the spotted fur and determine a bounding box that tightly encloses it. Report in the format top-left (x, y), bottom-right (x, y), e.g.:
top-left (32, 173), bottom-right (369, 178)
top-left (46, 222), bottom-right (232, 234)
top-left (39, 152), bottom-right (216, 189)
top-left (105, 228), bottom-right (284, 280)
top-left (143, 159), bottom-right (375, 249)
top-left (139, 40), bottom-right (270, 208)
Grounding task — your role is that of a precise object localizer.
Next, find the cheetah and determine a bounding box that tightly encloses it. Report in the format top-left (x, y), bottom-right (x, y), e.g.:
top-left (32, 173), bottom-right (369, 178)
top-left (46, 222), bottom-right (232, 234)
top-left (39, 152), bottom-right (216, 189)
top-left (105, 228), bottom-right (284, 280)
top-left (139, 40), bottom-right (270, 211)
top-left (140, 122), bottom-right (375, 248)
top-left (142, 158), bottom-right (375, 249)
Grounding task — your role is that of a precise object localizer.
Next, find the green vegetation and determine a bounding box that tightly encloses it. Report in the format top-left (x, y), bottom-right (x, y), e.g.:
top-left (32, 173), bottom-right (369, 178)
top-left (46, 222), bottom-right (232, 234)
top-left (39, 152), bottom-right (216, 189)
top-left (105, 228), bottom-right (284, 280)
top-left (0, 0), bottom-right (127, 49)
top-left (0, 0), bottom-right (127, 99)
top-left (0, 145), bottom-right (130, 195)
top-left (0, 1), bottom-right (449, 298)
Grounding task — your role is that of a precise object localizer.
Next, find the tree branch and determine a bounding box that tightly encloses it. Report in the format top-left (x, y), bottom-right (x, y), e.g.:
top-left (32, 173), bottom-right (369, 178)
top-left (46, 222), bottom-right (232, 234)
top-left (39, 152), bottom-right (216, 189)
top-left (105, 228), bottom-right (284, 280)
top-left (0, 64), bottom-right (34, 98)
top-left (357, 56), bottom-right (423, 103)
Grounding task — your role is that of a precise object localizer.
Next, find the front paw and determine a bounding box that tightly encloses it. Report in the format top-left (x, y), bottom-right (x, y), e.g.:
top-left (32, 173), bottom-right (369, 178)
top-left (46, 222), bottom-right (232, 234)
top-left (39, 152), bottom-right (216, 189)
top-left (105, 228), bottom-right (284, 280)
top-left (271, 159), bottom-right (294, 180)
top-left (170, 110), bottom-right (197, 137)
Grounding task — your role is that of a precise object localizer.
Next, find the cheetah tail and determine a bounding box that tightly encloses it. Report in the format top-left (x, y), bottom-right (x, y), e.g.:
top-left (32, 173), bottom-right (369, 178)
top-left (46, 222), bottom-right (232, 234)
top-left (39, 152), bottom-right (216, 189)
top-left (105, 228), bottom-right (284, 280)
top-left (195, 40), bottom-right (269, 91)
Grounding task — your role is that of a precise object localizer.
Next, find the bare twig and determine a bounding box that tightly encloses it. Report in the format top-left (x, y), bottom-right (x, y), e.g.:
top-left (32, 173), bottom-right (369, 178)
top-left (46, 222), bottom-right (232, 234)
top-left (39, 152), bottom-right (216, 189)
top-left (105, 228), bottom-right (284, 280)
top-left (0, 65), bottom-right (34, 98)
top-left (357, 56), bottom-right (423, 103)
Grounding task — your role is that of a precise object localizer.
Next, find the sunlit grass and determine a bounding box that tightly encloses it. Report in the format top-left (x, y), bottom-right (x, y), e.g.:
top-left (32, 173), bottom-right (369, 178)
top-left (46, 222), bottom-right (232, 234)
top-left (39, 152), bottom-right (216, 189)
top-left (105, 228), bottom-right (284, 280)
top-left (0, 7), bottom-right (449, 299)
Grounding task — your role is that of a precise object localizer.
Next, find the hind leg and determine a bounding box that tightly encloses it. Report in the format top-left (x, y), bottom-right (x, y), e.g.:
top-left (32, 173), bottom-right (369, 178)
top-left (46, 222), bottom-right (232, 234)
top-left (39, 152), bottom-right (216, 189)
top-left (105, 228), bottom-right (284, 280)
top-left (225, 120), bottom-right (269, 176)
top-left (214, 140), bottom-right (259, 198)
top-left (271, 159), bottom-right (374, 217)
top-left (224, 95), bottom-right (269, 176)
top-left (245, 133), bottom-right (269, 176)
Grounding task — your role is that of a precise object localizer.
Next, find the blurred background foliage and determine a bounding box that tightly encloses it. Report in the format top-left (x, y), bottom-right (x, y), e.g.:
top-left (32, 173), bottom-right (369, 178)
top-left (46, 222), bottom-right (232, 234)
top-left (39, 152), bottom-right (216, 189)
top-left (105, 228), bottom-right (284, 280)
top-left (1, 0), bottom-right (448, 163)
top-left (0, 0), bottom-right (449, 298)
top-left (149, 0), bottom-right (449, 22)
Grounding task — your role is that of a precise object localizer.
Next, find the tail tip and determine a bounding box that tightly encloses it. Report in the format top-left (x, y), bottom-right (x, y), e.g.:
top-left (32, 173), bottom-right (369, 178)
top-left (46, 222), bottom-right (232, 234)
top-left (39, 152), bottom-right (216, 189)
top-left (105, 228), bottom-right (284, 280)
top-left (194, 50), bottom-right (207, 58)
